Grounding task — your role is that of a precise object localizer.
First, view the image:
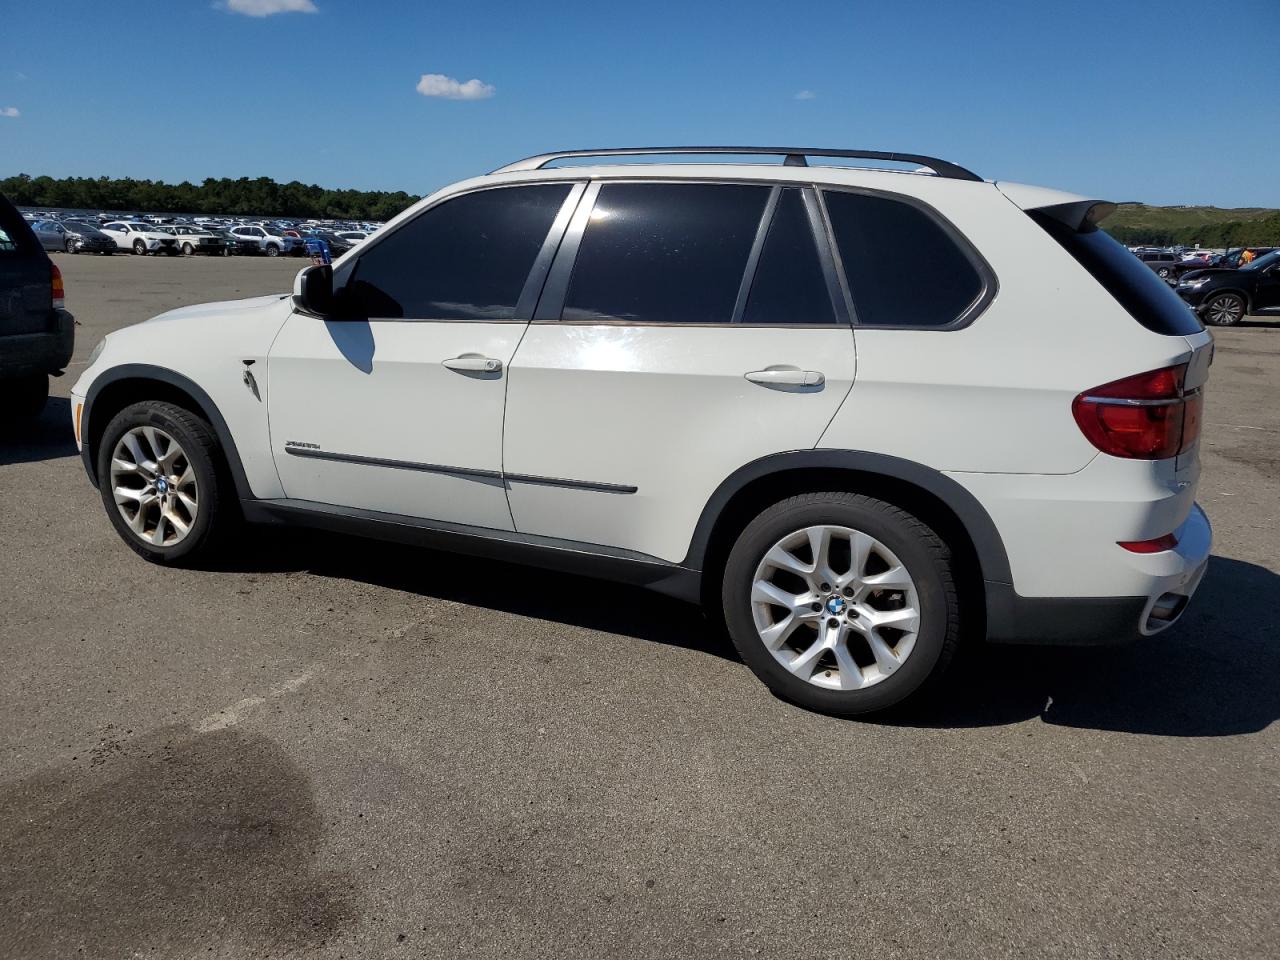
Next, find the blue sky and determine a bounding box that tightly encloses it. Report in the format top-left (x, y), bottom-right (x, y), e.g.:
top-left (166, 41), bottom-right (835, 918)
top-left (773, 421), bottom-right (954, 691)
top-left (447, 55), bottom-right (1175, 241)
top-left (1, 0), bottom-right (1277, 207)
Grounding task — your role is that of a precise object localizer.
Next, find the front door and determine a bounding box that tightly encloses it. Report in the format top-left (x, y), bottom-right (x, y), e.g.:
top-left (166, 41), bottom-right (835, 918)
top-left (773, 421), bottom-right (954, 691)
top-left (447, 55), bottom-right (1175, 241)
top-left (503, 181), bottom-right (857, 563)
top-left (268, 181), bottom-right (581, 529)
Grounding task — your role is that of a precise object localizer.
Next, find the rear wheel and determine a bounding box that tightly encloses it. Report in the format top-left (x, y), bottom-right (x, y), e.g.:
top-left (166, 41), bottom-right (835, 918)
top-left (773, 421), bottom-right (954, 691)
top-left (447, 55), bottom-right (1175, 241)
top-left (96, 401), bottom-right (235, 564)
top-left (722, 492), bottom-right (959, 715)
top-left (1203, 292), bottom-right (1246, 326)
top-left (1, 373), bottom-right (49, 419)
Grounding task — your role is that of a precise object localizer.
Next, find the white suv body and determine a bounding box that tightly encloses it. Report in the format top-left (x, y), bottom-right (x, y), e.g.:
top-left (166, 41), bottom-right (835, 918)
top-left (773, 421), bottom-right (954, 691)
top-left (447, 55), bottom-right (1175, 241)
top-left (70, 148), bottom-right (1212, 714)
top-left (100, 221), bottom-right (180, 255)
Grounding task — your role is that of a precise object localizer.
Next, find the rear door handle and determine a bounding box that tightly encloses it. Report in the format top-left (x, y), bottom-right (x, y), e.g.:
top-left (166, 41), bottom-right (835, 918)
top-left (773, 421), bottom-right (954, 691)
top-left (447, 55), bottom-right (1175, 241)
top-left (744, 367), bottom-right (825, 388)
top-left (443, 355), bottom-right (503, 374)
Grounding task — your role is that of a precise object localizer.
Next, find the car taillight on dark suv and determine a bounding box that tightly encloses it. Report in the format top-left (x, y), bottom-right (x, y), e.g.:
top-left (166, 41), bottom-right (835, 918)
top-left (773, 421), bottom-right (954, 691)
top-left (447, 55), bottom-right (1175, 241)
top-left (1072, 363), bottom-right (1203, 460)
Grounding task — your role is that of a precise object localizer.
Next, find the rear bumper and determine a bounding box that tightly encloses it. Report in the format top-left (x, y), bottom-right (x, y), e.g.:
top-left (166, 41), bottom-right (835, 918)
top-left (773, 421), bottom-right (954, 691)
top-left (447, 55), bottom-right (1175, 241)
top-left (0, 309), bottom-right (75, 377)
top-left (985, 503), bottom-right (1211, 645)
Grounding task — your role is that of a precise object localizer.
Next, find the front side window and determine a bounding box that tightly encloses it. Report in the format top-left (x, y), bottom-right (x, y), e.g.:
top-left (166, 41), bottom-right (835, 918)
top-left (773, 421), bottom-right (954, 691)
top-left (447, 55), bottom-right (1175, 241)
top-left (824, 190), bottom-right (986, 328)
top-left (742, 189), bottom-right (838, 326)
top-left (562, 182), bottom-right (769, 324)
top-left (342, 184), bottom-right (572, 320)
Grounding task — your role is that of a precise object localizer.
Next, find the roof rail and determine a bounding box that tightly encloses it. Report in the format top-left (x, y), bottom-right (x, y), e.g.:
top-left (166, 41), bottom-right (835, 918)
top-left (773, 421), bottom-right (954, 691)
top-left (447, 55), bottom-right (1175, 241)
top-left (491, 147), bottom-right (982, 181)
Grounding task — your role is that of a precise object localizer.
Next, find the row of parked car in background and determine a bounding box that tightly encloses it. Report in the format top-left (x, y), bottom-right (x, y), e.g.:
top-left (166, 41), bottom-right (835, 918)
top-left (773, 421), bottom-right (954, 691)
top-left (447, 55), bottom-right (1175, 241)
top-left (1127, 244), bottom-right (1280, 326)
top-left (19, 209), bottom-right (381, 259)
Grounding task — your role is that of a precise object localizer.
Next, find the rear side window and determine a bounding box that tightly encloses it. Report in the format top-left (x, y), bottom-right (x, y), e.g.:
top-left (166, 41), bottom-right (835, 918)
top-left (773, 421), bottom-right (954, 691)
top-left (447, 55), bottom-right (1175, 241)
top-left (343, 183), bottom-right (571, 320)
top-left (563, 182), bottom-right (769, 323)
top-left (742, 189), bottom-right (838, 326)
top-left (1030, 213), bottom-right (1204, 336)
top-left (823, 190), bottom-right (985, 328)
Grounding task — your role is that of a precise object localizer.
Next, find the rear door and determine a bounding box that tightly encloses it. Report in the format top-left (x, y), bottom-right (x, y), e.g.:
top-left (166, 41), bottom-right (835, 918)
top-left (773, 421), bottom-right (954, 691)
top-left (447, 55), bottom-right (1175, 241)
top-left (502, 180), bottom-right (857, 563)
top-left (0, 197), bottom-right (51, 339)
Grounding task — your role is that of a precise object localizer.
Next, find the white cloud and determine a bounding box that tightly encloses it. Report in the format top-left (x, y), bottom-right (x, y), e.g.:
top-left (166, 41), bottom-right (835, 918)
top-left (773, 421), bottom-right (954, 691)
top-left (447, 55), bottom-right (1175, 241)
top-left (794, 90), bottom-right (816, 101)
top-left (223, 0), bottom-right (317, 16)
top-left (416, 73), bottom-right (495, 101)
top-left (0, 107), bottom-right (19, 118)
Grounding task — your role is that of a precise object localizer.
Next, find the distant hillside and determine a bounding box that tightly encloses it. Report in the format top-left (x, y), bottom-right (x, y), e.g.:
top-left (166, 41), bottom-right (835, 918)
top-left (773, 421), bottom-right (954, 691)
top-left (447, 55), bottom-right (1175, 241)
top-left (1102, 203), bottom-right (1280, 246)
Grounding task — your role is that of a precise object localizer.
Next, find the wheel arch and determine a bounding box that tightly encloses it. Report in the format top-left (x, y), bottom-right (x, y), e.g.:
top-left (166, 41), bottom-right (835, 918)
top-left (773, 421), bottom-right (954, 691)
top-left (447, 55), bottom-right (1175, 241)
top-left (1204, 286), bottom-right (1252, 311)
top-left (81, 364), bottom-right (252, 499)
top-left (684, 450), bottom-right (1013, 627)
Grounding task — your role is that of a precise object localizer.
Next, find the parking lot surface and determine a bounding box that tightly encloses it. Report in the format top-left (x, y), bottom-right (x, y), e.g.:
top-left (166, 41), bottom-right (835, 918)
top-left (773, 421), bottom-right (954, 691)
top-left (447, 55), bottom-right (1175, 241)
top-left (2, 254), bottom-right (1277, 960)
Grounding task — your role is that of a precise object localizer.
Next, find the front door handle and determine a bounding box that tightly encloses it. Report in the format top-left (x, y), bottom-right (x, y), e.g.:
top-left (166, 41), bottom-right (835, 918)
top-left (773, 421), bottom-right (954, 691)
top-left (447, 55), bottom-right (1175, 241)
top-left (744, 367), bottom-right (825, 388)
top-left (443, 355), bottom-right (503, 374)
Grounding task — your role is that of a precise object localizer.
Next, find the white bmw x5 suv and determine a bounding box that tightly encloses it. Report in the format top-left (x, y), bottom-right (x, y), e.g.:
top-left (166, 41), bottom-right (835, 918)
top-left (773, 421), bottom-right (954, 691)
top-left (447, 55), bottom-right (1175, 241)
top-left (71, 147), bottom-right (1213, 715)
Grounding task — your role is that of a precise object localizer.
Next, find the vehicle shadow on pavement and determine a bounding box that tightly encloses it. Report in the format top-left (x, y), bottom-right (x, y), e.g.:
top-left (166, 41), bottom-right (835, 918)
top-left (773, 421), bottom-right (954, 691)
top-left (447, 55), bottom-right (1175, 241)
top-left (0, 725), bottom-right (359, 960)
top-left (0, 397), bottom-right (78, 467)
top-left (902, 555), bottom-right (1279, 737)
top-left (244, 529), bottom-right (737, 663)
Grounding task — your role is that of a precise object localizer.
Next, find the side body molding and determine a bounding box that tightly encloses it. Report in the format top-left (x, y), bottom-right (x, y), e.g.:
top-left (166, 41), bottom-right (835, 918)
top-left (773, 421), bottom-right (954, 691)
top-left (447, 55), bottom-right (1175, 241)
top-left (80, 363), bottom-right (255, 500)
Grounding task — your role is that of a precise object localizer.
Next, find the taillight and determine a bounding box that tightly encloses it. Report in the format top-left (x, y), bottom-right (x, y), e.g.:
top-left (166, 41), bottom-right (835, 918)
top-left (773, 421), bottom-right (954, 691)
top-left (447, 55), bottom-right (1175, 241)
top-left (51, 262), bottom-right (65, 309)
top-left (1072, 363), bottom-right (1202, 460)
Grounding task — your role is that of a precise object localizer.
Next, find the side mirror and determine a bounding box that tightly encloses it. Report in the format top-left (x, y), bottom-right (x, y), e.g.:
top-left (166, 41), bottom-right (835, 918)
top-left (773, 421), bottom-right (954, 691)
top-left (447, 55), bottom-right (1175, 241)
top-left (293, 263), bottom-right (335, 317)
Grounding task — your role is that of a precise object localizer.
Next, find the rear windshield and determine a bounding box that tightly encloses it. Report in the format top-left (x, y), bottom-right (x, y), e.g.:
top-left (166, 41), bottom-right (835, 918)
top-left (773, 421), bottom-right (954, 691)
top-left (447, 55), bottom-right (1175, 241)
top-left (1030, 212), bottom-right (1203, 337)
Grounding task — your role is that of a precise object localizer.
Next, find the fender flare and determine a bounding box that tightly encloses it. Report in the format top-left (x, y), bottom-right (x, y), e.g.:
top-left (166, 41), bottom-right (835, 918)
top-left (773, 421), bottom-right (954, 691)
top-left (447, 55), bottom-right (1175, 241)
top-left (80, 362), bottom-right (254, 500)
top-left (680, 449), bottom-right (1013, 586)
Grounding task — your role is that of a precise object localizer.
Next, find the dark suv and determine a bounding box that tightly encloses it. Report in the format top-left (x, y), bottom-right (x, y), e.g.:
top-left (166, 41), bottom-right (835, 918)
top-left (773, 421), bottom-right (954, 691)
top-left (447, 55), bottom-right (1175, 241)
top-left (1176, 249), bottom-right (1280, 326)
top-left (1133, 249), bottom-right (1180, 282)
top-left (0, 194), bottom-right (75, 417)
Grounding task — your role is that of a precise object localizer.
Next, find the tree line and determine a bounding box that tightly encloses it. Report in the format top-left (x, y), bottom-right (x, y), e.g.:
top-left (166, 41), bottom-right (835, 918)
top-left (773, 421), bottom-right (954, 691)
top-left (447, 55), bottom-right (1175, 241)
top-left (1, 173), bottom-right (421, 221)
top-left (1105, 214), bottom-right (1280, 248)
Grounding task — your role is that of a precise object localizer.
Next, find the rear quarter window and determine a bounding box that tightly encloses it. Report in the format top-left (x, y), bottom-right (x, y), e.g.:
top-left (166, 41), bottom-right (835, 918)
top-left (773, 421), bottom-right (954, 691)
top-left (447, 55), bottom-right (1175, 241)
top-left (822, 189), bottom-right (989, 328)
top-left (1031, 213), bottom-right (1204, 337)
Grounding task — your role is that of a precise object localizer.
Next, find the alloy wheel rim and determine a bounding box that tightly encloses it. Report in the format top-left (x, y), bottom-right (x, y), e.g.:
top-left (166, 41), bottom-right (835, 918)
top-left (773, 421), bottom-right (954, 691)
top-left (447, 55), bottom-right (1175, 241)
top-left (1208, 297), bottom-right (1242, 324)
top-left (109, 426), bottom-right (198, 547)
top-left (750, 524), bottom-right (921, 691)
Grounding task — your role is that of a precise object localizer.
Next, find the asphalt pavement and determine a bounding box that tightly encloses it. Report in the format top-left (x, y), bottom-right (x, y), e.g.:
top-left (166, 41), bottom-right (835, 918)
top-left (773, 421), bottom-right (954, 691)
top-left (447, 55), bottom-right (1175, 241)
top-left (2, 253), bottom-right (1277, 960)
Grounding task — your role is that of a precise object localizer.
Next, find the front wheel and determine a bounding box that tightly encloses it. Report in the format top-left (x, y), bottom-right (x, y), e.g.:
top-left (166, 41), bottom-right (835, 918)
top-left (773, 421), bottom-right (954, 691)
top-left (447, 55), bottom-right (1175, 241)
top-left (182, 242), bottom-right (195, 255)
top-left (96, 401), bottom-right (235, 564)
top-left (264, 244), bottom-right (280, 257)
top-left (68, 238), bottom-right (81, 254)
top-left (721, 492), bottom-right (959, 716)
top-left (133, 239), bottom-right (147, 256)
top-left (1203, 292), bottom-right (1246, 326)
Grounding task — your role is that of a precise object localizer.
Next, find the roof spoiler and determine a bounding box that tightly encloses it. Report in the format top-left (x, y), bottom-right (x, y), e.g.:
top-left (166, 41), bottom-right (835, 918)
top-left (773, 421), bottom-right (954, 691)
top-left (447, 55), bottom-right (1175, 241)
top-left (995, 182), bottom-right (1115, 232)
top-left (1033, 200), bottom-right (1117, 231)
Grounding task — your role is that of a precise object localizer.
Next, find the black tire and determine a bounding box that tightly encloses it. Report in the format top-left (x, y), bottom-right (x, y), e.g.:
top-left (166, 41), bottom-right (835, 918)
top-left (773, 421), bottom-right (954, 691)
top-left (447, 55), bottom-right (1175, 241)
top-left (1, 373), bottom-right (49, 419)
top-left (68, 238), bottom-right (81, 254)
top-left (1202, 292), bottom-right (1246, 326)
top-left (100, 249), bottom-right (113, 255)
top-left (95, 401), bottom-right (236, 565)
top-left (721, 492), bottom-right (960, 716)
top-left (182, 242), bottom-right (195, 256)
top-left (264, 243), bottom-right (280, 257)
top-left (1157, 266), bottom-right (1171, 279)
top-left (133, 239), bottom-right (147, 256)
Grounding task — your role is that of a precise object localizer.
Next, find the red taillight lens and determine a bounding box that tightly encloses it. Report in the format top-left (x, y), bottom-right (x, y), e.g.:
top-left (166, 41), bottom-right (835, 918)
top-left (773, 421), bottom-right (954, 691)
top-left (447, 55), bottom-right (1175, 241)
top-left (1118, 533), bottom-right (1179, 553)
top-left (1072, 363), bottom-right (1201, 460)
top-left (51, 262), bottom-right (65, 309)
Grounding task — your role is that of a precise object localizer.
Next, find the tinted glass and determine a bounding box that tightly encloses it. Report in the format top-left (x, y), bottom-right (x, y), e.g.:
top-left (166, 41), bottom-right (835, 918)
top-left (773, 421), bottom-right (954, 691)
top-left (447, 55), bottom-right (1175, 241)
top-left (563, 182), bottom-right (769, 323)
top-left (1031, 213), bottom-right (1203, 336)
top-left (743, 189), bottom-right (837, 326)
top-left (343, 184), bottom-right (570, 320)
top-left (824, 190), bottom-right (984, 327)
